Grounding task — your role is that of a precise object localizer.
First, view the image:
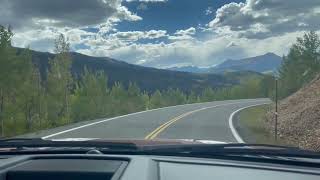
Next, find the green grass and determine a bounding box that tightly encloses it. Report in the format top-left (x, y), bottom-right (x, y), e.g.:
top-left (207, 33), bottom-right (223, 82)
top-left (238, 105), bottom-right (284, 145)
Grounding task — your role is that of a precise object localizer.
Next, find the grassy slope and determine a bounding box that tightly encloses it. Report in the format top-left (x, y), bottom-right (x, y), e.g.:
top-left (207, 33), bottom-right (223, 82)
top-left (236, 105), bottom-right (285, 145)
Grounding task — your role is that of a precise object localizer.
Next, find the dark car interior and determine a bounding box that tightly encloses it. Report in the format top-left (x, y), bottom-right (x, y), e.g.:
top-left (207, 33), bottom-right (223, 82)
top-left (0, 153), bottom-right (319, 180)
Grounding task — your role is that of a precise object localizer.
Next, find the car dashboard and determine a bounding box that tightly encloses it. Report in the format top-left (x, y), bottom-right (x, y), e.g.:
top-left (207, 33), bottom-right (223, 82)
top-left (0, 154), bottom-right (319, 180)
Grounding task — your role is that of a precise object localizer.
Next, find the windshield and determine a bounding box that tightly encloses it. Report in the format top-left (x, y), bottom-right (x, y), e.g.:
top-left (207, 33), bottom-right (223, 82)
top-left (0, 0), bottom-right (319, 153)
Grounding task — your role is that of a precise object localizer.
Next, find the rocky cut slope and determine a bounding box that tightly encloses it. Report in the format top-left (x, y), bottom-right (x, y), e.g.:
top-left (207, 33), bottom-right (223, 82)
top-left (266, 75), bottom-right (320, 151)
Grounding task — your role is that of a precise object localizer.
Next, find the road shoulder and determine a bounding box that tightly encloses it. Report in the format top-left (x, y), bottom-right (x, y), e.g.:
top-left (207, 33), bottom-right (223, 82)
top-left (233, 104), bottom-right (280, 144)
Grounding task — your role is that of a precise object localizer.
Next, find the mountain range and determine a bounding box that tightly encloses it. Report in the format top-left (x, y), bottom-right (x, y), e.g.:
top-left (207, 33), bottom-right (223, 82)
top-left (167, 53), bottom-right (282, 74)
top-left (23, 48), bottom-right (242, 93)
top-left (16, 48), bottom-right (274, 93)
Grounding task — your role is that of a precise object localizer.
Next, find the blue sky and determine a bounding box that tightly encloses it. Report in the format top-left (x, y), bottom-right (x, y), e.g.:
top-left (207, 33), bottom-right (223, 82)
top-left (2, 0), bottom-right (320, 68)
top-left (120, 0), bottom-right (242, 33)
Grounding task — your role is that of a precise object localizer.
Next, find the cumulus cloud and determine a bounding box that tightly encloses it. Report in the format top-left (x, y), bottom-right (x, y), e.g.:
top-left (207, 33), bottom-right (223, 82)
top-left (3, 0), bottom-right (143, 53)
top-left (106, 31), bottom-right (304, 67)
top-left (0, 0), bottom-right (141, 30)
top-left (110, 30), bottom-right (167, 42)
top-left (77, 35), bottom-right (235, 67)
top-left (209, 0), bottom-right (320, 39)
top-left (73, 29), bottom-right (168, 57)
top-left (68, 27), bottom-right (308, 68)
top-left (168, 27), bottom-right (196, 41)
top-left (6, 0), bottom-right (320, 68)
top-left (175, 27), bottom-right (196, 36)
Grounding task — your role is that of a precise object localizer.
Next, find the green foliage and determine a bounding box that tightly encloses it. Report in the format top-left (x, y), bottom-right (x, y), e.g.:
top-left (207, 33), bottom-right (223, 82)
top-left (149, 90), bottom-right (164, 109)
top-left (259, 75), bottom-right (276, 99)
top-left (187, 91), bottom-right (199, 104)
top-left (201, 87), bottom-right (216, 102)
top-left (162, 88), bottom-right (187, 106)
top-left (71, 68), bottom-right (109, 122)
top-left (0, 26), bottom-right (45, 136)
top-left (278, 31), bottom-right (320, 98)
top-left (46, 34), bottom-right (73, 126)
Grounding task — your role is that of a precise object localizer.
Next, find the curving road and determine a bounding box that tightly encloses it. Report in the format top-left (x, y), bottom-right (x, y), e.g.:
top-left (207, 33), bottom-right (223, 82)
top-left (26, 98), bottom-right (271, 143)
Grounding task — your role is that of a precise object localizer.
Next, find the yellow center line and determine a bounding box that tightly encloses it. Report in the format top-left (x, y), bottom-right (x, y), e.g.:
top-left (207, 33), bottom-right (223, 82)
top-left (148, 111), bottom-right (195, 139)
top-left (144, 113), bottom-right (186, 139)
top-left (144, 101), bottom-right (264, 140)
top-left (144, 107), bottom-right (207, 140)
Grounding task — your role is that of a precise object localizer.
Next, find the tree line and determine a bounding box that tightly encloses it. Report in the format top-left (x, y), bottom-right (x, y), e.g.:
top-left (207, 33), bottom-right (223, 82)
top-left (0, 26), bottom-right (274, 137)
top-left (278, 31), bottom-right (320, 98)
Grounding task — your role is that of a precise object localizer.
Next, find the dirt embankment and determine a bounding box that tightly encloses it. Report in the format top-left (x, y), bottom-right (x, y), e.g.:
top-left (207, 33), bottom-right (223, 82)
top-left (265, 75), bottom-right (320, 151)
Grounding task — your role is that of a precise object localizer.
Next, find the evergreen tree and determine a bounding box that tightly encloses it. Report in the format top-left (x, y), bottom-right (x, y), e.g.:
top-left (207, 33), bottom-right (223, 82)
top-left (109, 82), bottom-right (128, 115)
top-left (201, 87), bottom-right (215, 102)
top-left (127, 82), bottom-right (146, 112)
top-left (140, 92), bottom-right (150, 110)
top-left (0, 26), bottom-right (37, 136)
top-left (71, 68), bottom-right (109, 121)
top-left (46, 34), bottom-right (73, 126)
top-left (279, 31), bottom-right (320, 98)
top-left (259, 75), bottom-right (276, 99)
top-left (149, 90), bottom-right (164, 108)
top-left (18, 48), bottom-right (40, 132)
top-left (187, 90), bottom-right (198, 103)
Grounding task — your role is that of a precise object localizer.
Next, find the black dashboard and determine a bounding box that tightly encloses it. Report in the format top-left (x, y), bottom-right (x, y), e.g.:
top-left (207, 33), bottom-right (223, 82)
top-left (0, 154), bottom-right (319, 180)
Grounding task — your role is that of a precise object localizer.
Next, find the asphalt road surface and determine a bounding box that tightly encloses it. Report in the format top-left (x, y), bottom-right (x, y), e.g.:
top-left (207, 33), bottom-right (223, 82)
top-left (26, 98), bottom-right (271, 143)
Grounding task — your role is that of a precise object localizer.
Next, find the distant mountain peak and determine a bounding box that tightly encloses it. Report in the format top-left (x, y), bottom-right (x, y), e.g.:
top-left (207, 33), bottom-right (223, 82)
top-left (166, 53), bottom-right (282, 74)
top-left (264, 52), bottom-right (278, 56)
top-left (209, 53), bottom-right (282, 74)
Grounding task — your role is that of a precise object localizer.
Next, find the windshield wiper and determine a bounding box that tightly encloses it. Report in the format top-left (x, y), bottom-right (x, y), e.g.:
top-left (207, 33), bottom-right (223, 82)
top-left (0, 138), bottom-right (138, 150)
top-left (141, 143), bottom-right (320, 158)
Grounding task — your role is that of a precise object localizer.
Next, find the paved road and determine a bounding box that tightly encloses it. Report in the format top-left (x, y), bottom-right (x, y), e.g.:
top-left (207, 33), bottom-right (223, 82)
top-left (26, 98), bottom-right (271, 143)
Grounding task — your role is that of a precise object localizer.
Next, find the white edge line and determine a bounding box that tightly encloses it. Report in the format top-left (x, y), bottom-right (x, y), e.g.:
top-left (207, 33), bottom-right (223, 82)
top-left (43, 100), bottom-right (240, 139)
top-left (42, 98), bottom-right (269, 139)
top-left (228, 102), bottom-right (271, 143)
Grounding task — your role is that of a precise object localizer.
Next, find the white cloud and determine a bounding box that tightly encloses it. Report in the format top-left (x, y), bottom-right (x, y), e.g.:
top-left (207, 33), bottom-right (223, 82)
top-left (75, 0), bottom-right (320, 68)
top-left (6, 0), bottom-right (143, 53)
top-left (0, 0), bottom-right (142, 31)
top-left (205, 7), bottom-right (213, 15)
top-left (115, 5), bottom-right (142, 21)
top-left (137, 3), bottom-right (148, 10)
top-left (12, 28), bottom-right (58, 52)
top-left (145, 30), bottom-right (167, 39)
top-left (81, 29), bottom-right (307, 68)
top-left (12, 23), bottom-right (302, 68)
top-left (110, 30), bottom-right (167, 42)
top-left (175, 27), bottom-right (196, 36)
top-left (168, 27), bottom-right (196, 41)
top-left (208, 0), bottom-right (320, 39)
top-left (8, 0), bottom-right (320, 69)
top-left (74, 30), bottom-right (168, 57)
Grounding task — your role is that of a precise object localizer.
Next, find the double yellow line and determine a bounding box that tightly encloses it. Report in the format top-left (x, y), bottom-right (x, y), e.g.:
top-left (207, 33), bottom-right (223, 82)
top-left (144, 101), bottom-right (264, 140)
top-left (144, 107), bottom-right (207, 140)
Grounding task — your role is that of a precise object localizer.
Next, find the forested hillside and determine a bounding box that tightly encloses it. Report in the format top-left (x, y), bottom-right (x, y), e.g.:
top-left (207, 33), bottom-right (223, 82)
top-left (0, 26), bottom-right (274, 137)
top-left (265, 31), bottom-right (320, 151)
top-left (23, 48), bottom-right (235, 93)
